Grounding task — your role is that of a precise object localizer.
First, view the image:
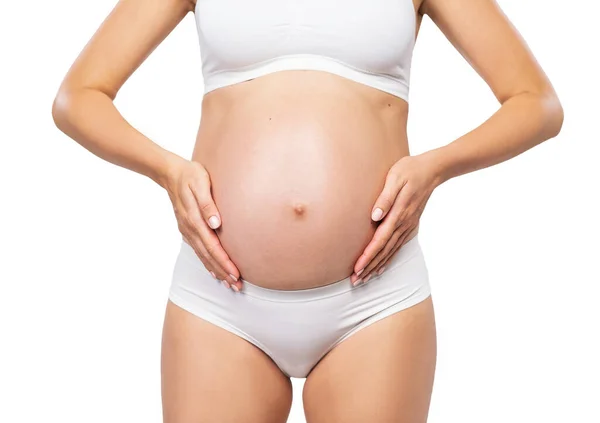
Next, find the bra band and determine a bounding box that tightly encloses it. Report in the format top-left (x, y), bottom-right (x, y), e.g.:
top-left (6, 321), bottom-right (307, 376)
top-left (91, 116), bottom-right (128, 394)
top-left (194, 0), bottom-right (416, 100)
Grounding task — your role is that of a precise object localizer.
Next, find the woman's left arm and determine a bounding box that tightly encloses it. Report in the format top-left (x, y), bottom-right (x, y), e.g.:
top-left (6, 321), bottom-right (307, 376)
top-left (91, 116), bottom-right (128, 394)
top-left (350, 0), bottom-right (564, 284)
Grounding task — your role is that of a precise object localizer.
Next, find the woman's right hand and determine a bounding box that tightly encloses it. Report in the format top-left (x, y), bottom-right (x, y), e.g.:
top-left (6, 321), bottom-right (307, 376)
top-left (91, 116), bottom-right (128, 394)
top-left (162, 155), bottom-right (241, 291)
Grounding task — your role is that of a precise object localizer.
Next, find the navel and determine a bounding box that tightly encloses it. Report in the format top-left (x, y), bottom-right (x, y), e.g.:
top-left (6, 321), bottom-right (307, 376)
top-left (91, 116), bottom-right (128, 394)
top-left (292, 202), bottom-right (307, 217)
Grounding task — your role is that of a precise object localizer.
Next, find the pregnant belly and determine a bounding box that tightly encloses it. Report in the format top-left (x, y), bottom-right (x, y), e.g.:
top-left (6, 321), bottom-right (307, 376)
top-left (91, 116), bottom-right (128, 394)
top-left (194, 77), bottom-right (408, 289)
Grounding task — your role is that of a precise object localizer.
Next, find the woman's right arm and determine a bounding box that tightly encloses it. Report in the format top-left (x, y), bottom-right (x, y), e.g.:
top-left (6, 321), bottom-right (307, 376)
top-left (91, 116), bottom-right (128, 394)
top-left (52, 0), bottom-right (193, 186)
top-left (52, 0), bottom-right (242, 288)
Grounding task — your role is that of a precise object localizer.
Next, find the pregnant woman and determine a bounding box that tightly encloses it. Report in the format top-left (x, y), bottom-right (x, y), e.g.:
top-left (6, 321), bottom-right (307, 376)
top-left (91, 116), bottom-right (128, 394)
top-left (52, 0), bottom-right (563, 421)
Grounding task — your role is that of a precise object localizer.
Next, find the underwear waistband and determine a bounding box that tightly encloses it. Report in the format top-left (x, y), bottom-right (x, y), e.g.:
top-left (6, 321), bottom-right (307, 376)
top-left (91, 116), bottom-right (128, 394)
top-left (179, 234), bottom-right (423, 302)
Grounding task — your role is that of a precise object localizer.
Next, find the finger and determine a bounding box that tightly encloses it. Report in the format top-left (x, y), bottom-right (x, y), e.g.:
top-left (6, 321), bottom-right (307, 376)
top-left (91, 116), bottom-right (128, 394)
top-left (180, 188), bottom-right (241, 288)
top-left (353, 214), bottom-right (400, 277)
top-left (184, 233), bottom-right (219, 276)
top-left (353, 202), bottom-right (405, 275)
top-left (186, 233), bottom-right (234, 290)
top-left (375, 226), bottom-right (419, 275)
top-left (181, 231), bottom-right (221, 281)
top-left (193, 215), bottom-right (241, 289)
top-left (196, 224), bottom-right (242, 289)
top-left (176, 197), bottom-right (231, 287)
top-left (371, 170), bottom-right (407, 222)
top-left (188, 175), bottom-right (222, 230)
top-left (372, 229), bottom-right (412, 278)
top-left (179, 221), bottom-right (227, 281)
top-left (184, 182), bottom-right (243, 291)
top-left (351, 227), bottom-right (404, 285)
top-left (350, 226), bottom-right (402, 284)
top-left (363, 227), bottom-right (406, 282)
top-left (358, 180), bottom-right (417, 272)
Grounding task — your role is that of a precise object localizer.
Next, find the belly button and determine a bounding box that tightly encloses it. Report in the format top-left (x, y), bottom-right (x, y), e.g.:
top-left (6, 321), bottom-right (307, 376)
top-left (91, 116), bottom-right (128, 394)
top-left (292, 202), bottom-right (307, 217)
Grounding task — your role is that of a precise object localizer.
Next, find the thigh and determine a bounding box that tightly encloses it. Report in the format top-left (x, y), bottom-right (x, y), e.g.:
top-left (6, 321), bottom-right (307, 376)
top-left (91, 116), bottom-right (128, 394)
top-left (302, 296), bottom-right (437, 423)
top-left (161, 300), bottom-right (293, 423)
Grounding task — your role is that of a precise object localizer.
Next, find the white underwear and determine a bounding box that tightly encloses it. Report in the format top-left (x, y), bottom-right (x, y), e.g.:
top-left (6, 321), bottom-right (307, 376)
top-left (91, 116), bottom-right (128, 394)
top-left (168, 235), bottom-right (432, 378)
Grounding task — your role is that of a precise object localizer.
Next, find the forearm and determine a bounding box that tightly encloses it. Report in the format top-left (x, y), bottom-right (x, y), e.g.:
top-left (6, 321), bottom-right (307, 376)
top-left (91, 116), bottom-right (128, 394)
top-left (425, 91), bottom-right (564, 186)
top-left (52, 87), bottom-right (185, 188)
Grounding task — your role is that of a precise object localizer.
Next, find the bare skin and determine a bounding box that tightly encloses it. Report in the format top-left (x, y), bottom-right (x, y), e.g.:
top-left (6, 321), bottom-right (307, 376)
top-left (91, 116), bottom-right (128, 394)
top-left (52, 0), bottom-right (562, 421)
top-left (161, 300), bottom-right (294, 423)
top-left (303, 296), bottom-right (437, 423)
top-left (162, 293), bottom-right (436, 423)
top-left (194, 68), bottom-right (414, 289)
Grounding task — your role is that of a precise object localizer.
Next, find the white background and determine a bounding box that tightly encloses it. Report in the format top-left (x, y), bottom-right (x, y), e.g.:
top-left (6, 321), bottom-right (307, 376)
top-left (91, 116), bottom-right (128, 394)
top-left (1, 0), bottom-right (598, 422)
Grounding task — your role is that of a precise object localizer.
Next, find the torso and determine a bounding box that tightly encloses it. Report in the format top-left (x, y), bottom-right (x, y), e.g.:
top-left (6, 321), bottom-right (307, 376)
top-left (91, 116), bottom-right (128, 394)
top-left (191, 1), bottom-right (424, 289)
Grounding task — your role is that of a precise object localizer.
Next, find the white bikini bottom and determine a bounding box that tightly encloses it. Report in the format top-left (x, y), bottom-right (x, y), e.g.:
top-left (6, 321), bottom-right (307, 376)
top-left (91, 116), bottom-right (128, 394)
top-left (167, 235), bottom-right (432, 378)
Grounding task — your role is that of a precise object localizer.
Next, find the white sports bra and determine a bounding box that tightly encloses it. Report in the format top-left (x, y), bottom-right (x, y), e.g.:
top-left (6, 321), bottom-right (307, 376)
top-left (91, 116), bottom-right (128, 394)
top-left (194, 0), bottom-right (417, 101)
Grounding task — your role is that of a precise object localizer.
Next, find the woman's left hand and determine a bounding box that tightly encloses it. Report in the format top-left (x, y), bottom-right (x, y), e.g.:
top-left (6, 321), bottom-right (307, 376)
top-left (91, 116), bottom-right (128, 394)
top-left (350, 152), bottom-right (442, 285)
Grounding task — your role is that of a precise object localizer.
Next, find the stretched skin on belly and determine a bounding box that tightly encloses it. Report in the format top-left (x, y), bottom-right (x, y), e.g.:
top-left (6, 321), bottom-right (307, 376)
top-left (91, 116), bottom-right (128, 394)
top-left (194, 74), bottom-right (408, 289)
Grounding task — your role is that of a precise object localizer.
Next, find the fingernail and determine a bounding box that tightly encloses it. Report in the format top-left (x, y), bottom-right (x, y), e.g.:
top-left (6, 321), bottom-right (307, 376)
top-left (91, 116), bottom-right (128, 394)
top-left (371, 208), bottom-right (383, 221)
top-left (229, 273), bottom-right (238, 282)
top-left (352, 278), bottom-right (363, 287)
top-left (377, 266), bottom-right (386, 275)
top-left (356, 268), bottom-right (365, 276)
top-left (208, 215), bottom-right (220, 229)
top-left (221, 280), bottom-right (230, 289)
top-left (364, 273), bottom-right (373, 283)
top-left (231, 284), bottom-right (240, 292)
top-left (210, 271), bottom-right (217, 279)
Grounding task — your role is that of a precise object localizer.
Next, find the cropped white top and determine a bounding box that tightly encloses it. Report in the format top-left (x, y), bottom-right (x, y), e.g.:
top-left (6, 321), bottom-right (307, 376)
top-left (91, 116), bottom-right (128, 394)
top-left (194, 0), bottom-right (417, 101)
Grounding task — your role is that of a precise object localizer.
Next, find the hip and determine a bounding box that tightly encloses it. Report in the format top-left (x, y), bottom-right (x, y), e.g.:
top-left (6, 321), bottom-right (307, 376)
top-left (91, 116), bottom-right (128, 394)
top-left (168, 232), bottom-right (431, 377)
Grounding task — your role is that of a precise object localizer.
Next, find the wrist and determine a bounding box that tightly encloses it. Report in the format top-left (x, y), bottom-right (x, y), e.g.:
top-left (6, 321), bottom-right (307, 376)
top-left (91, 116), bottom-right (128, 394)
top-left (419, 147), bottom-right (452, 188)
top-left (155, 151), bottom-right (187, 190)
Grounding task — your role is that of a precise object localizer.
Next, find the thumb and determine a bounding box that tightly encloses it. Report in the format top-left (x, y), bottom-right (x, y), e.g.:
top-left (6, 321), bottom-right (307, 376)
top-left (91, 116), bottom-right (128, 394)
top-left (189, 178), bottom-right (222, 230)
top-left (371, 172), bottom-right (404, 222)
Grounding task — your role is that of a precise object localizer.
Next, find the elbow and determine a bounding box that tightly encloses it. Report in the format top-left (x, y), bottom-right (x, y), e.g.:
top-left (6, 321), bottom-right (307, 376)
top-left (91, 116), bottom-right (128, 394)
top-left (543, 91), bottom-right (564, 139)
top-left (52, 87), bottom-right (72, 132)
top-left (52, 84), bottom-right (110, 133)
top-left (52, 82), bottom-right (87, 132)
top-left (552, 98), bottom-right (564, 137)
